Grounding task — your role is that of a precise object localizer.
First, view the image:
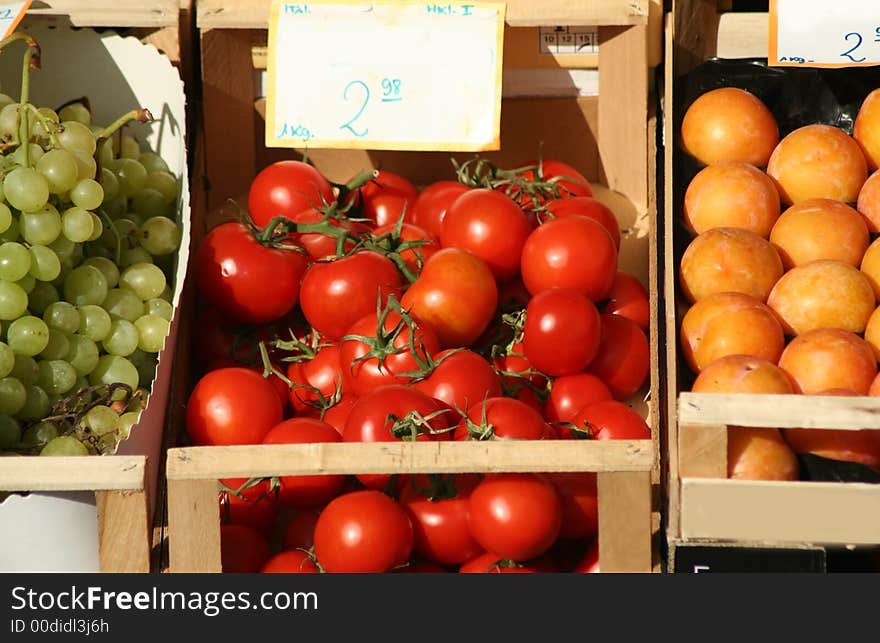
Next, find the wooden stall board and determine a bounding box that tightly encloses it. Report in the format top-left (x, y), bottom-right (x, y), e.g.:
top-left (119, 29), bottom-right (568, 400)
top-left (0, 456), bottom-right (151, 572)
top-left (663, 3), bottom-right (880, 551)
top-left (165, 440), bottom-right (655, 573)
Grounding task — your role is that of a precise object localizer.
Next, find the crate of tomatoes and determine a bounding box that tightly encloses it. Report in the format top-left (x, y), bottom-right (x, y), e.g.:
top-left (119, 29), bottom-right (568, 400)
top-left (664, 1), bottom-right (880, 555)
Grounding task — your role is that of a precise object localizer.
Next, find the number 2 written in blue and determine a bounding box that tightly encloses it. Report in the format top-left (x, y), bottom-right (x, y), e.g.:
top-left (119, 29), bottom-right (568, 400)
top-left (339, 78), bottom-right (403, 137)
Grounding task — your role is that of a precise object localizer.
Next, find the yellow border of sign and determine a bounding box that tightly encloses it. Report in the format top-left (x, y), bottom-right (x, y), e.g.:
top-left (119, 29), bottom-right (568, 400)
top-left (768, 0), bottom-right (879, 69)
top-left (265, 0), bottom-right (507, 151)
top-left (2, 1), bottom-right (33, 39)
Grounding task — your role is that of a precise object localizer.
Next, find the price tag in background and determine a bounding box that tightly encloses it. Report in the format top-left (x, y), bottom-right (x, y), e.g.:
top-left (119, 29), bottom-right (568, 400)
top-left (266, 1), bottom-right (506, 151)
top-left (0, 1), bottom-right (31, 39)
top-left (769, 0), bottom-right (880, 68)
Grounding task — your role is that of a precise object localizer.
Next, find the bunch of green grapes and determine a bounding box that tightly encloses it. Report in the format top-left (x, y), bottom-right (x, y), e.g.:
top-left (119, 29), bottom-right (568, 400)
top-left (0, 33), bottom-right (182, 457)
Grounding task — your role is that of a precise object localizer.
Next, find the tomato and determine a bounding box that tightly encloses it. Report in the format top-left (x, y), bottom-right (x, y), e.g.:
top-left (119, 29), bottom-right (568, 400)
top-left (527, 159), bottom-right (593, 200)
top-left (246, 365), bottom-right (289, 413)
top-left (492, 342), bottom-right (548, 412)
top-left (260, 550), bottom-right (320, 574)
top-left (522, 288), bottom-right (601, 377)
top-left (588, 315), bottom-right (650, 400)
top-left (290, 206), bottom-right (371, 261)
top-left (543, 196), bottom-right (620, 247)
top-left (503, 160), bottom-right (593, 210)
top-left (193, 307), bottom-right (256, 368)
top-left (497, 278), bottom-right (531, 312)
top-left (286, 344), bottom-right (349, 415)
top-left (247, 160), bottom-right (335, 229)
top-left (262, 418), bottom-right (347, 508)
top-left (299, 251), bottom-right (403, 340)
top-left (322, 394), bottom-right (359, 435)
top-left (410, 180), bottom-right (470, 237)
top-left (398, 560), bottom-right (449, 573)
top-left (220, 478), bottom-right (279, 535)
top-left (440, 188), bottom-right (532, 281)
top-left (542, 472), bottom-right (598, 540)
top-left (459, 551), bottom-right (556, 573)
top-left (572, 540), bottom-right (600, 573)
top-left (414, 349), bottom-right (501, 414)
top-left (573, 400), bottom-right (651, 440)
top-left (454, 396), bottom-right (546, 441)
top-left (195, 222), bottom-right (309, 325)
top-left (544, 373), bottom-right (612, 423)
top-left (604, 271), bottom-right (650, 331)
top-left (520, 215), bottom-right (618, 301)
top-left (371, 221), bottom-right (440, 275)
top-left (401, 248), bottom-right (498, 347)
top-left (339, 309), bottom-right (439, 396)
top-left (468, 474), bottom-right (562, 561)
top-left (399, 474), bottom-right (483, 566)
top-left (283, 508), bottom-right (322, 550)
top-left (358, 170), bottom-right (419, 227)
top-left (187, 367), bottom-right (283, 445)
top-left (313, 489), bottom-right (414, 573)
top-left (221, 524), bottom-right (271, 573)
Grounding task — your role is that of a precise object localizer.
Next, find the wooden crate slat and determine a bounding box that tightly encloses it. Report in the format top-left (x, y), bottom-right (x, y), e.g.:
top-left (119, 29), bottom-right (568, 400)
top-left (28, 1), bottom-right (180, 27)
top-left (0, 456), bottom-right (146, 491)
top-left (597, 471), bottom-right (654, 572)
top-left (167, 440), bottom-right (655, 480)
top-left (167, 478), bottom-right (222, 573)
top-left (97, 488), bottom-right (152, 573)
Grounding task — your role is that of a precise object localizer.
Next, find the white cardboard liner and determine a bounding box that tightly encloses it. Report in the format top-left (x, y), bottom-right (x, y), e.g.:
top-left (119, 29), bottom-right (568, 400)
top-left (0, 24), bottom-right (190, 572)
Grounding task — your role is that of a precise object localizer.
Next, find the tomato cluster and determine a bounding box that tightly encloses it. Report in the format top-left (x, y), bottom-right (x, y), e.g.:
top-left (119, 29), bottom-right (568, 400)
top-left (187, 157), bottom-right (651, 573)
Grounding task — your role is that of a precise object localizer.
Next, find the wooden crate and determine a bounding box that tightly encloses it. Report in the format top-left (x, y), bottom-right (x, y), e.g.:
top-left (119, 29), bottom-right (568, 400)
top-left (166, 440), bottom-right (655, 572)
top-left (0, 456), bottom-right (151, 572)
top-left (663, 1), bottom-right (880, 552)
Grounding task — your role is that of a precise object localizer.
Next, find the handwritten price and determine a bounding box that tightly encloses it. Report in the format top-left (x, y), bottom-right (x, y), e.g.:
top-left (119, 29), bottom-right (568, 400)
top-left (339, 77), bottom-right (403, 138)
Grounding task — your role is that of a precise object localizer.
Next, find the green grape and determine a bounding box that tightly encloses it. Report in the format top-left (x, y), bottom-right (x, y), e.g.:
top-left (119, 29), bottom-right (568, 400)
top-left (0, 203), bottom-right (11, 234)
top-left (133, 314), bottom-right (169, 353)
top-left (19, 418), bottom-right (56, 448)
top-left (144, 171), bottom-right (178, 204)
top-left (102, 195), bottom-right (127, 220)
top-left (0, 103), bottom-right (19, 137)
top-left (138, 152), bottom-right (168, 174)
top-left (48, 235), bottom-right (76, 263)
top-left (159, 285), bottom-right (173, 303)
top-left (0, 342), bottom-right (14, 378)
top-left (11, 143), bottom-right (45, 168)
top-left (15, 275), bottom-right (35, 297)
top-left (0, 414), bottom-right (20, 449)
top-left (37, 359), bottom-right (76, 395)
top-left (129, 349), bottom-right (157, 387)
top-left (39, 329), bottom-right (70, 360)
top-left (60, 206), bottom-right (93, 243)
top-left (65, 334), bottom-right (99, 376)
top-left (145, 298), bottom-right (173, 321)
top-left (103, 319), bottom-right (138, 356)
top-left (83, 243), bottom-right (112, 261)
top-left (87, 213), bottom-right (103, 242)
top-left (0, 280), bottom-right (28, 321)
top-left (131, 189), bottom-right (170, 219)
top-left (63, 265), bottom-right (107, 306)
top-left (10, 354), bottom-right (38, 385)
top-left (71, 179), bottom-right (104, 211)
top-left (50, 262), bottom-right (71, 290)
top-left (117, 411), bottom-right (140, 440)
top-left (82, 405), bottom-right (119, 436)
top-left (36, 149), bottom-right (79, 194)
top-left (31, 107), bottom-right (59, 138)
top-left (7, 316), bottom-right (49, 356)
top-left (20, 205), bottom-right (62, 246)
top-left (119, 262), bottom-right (165, 301)
top-left (28, 245), bottom-right (61, 281)
top-left (71, 149), bottom-right (97, 182)
top-left (58, 103), bottom-right (90, 126)
top-left (139, 216), bottom-right (181, 256)
top-left (17, 385), bottom-right (50, 421)
top-left (4, 167), bottom-right (49, 212)
top-left (100, 167), bottom-right (119, 200)
top-left (82, 257), bottom-right (119, 289)
top-left (0, 218), bottom-right (19, 243)
top-left (103, 218), bottom-right (138, 248)
top-left (120, 246), bottom-right (152, 268)
top-left (78, 305), bottom-right (112, 341)
top-left (0, 242), bottom-right (31, 282)
top-left (120, 135), bottom-right (141, 160)
top-left (116, 158), bottom-right (148, 197)
top-left (0, 377), bottom-right (25, 415)
top-left (0, 93), bottom-right (13, 107)
top-left (40, 435), bottom-right (88, 456)
top-left (103, 288), bottom-right (144, 322)
top-left (58, 121), bottom-right (97, 156)
top-left (89, 355), bottom-right (138, 390)
top-left (97, 138), bottom-right (114, 168)
top-left (28, 281), bottom-right (59, 316)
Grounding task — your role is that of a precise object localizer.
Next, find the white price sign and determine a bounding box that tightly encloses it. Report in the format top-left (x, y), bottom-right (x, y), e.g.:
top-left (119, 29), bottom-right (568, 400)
top-left (266, 1), bottom-right (505, 151)
top-left (769, 0), bottom-right (880, 68)
top-left (0, 1), bottom-right (30, 39)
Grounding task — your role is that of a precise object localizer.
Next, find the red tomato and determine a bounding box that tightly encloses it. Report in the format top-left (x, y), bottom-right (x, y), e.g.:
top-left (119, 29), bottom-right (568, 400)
top-left (260, 550), bottom-right (320, 574)
top-left (398, 560), bottom-right (449, 573)
top-left (313, 490), bottom-right (414, 573)
top-left (193, 308), bottom-right (251, 368)
top-left (290, 207), bottom-right (371, 261)
top-left (492, 342), bottom-right (548, 412)
top-left (220, 478), bottom-right (279, 535)
top-left (283, 508), bottom-right (322, 550)
top-left (520, 215), bottom-right (618, 301)
top-left (468, 473), bottom-right (562, 561)
top-left (322, 394), bottom-right (359, 435)
top-left (544, 196), bottom-right (620, 248)
top-left (523, 289), bottom-right (601, 377)
top-left (399, 474), bottom-right (483, 566)
top-left (221, 524), bottom-right (271, 573)
top-left (544, 373), bottom-right (613, 423)
top-left (286, 344), bottom-right (349, 415)
top-left (497, 278), bottom-right (531, 312)
top-left (503, 160), bottom-right (592, 210)
top-left (401, 248), bottom-right (498, 347)
top-left (574, 400), bottom-right (651, 440)
top-left (247, 160), bottom-right (335, 229)
top-left (458, 551), bottom-right (554, 573)
top-left (604, 271), bottom-right (650, 331)
top-left (246, 365), bottom-right (289, 413)
top-left (414, 349), bottom-right (502, 414)
top-left (588, 315), bottom-right (650, 400)
top-left (371, 222), bottom-right (440, 275)
top-left (299, 251), bottom-right (403, 340)
top-left (187, 368), bottom-right (283, 445)
top-left (339, 309), bottom-right (440, 396)
top-left (358, 170), bottom-right (419, 227)
top-left (573, 540), bottom-right (601, 573)
top-left (454, 396), bottom-right (546, 441)
top-left (410, 181), bottom-right (470, 237)
top-left (195, 222), bottom-right (309, 325)
top-left (542, 472), bottom-right (598, 540)
top-left (440, 189), bottom-right (532, 281)
top-left (262, 418), bottom-right (347, 508)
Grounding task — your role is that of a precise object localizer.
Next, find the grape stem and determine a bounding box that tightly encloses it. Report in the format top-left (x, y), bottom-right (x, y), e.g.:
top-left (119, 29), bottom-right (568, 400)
top-left (97, 108), bottom-right (154, 140)
top-left (17, 40), bottom-right (40, 168)
top-left (26, 103), bottom-right (61, 148)
top-left (97, 208), bottom-right (123, 265)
